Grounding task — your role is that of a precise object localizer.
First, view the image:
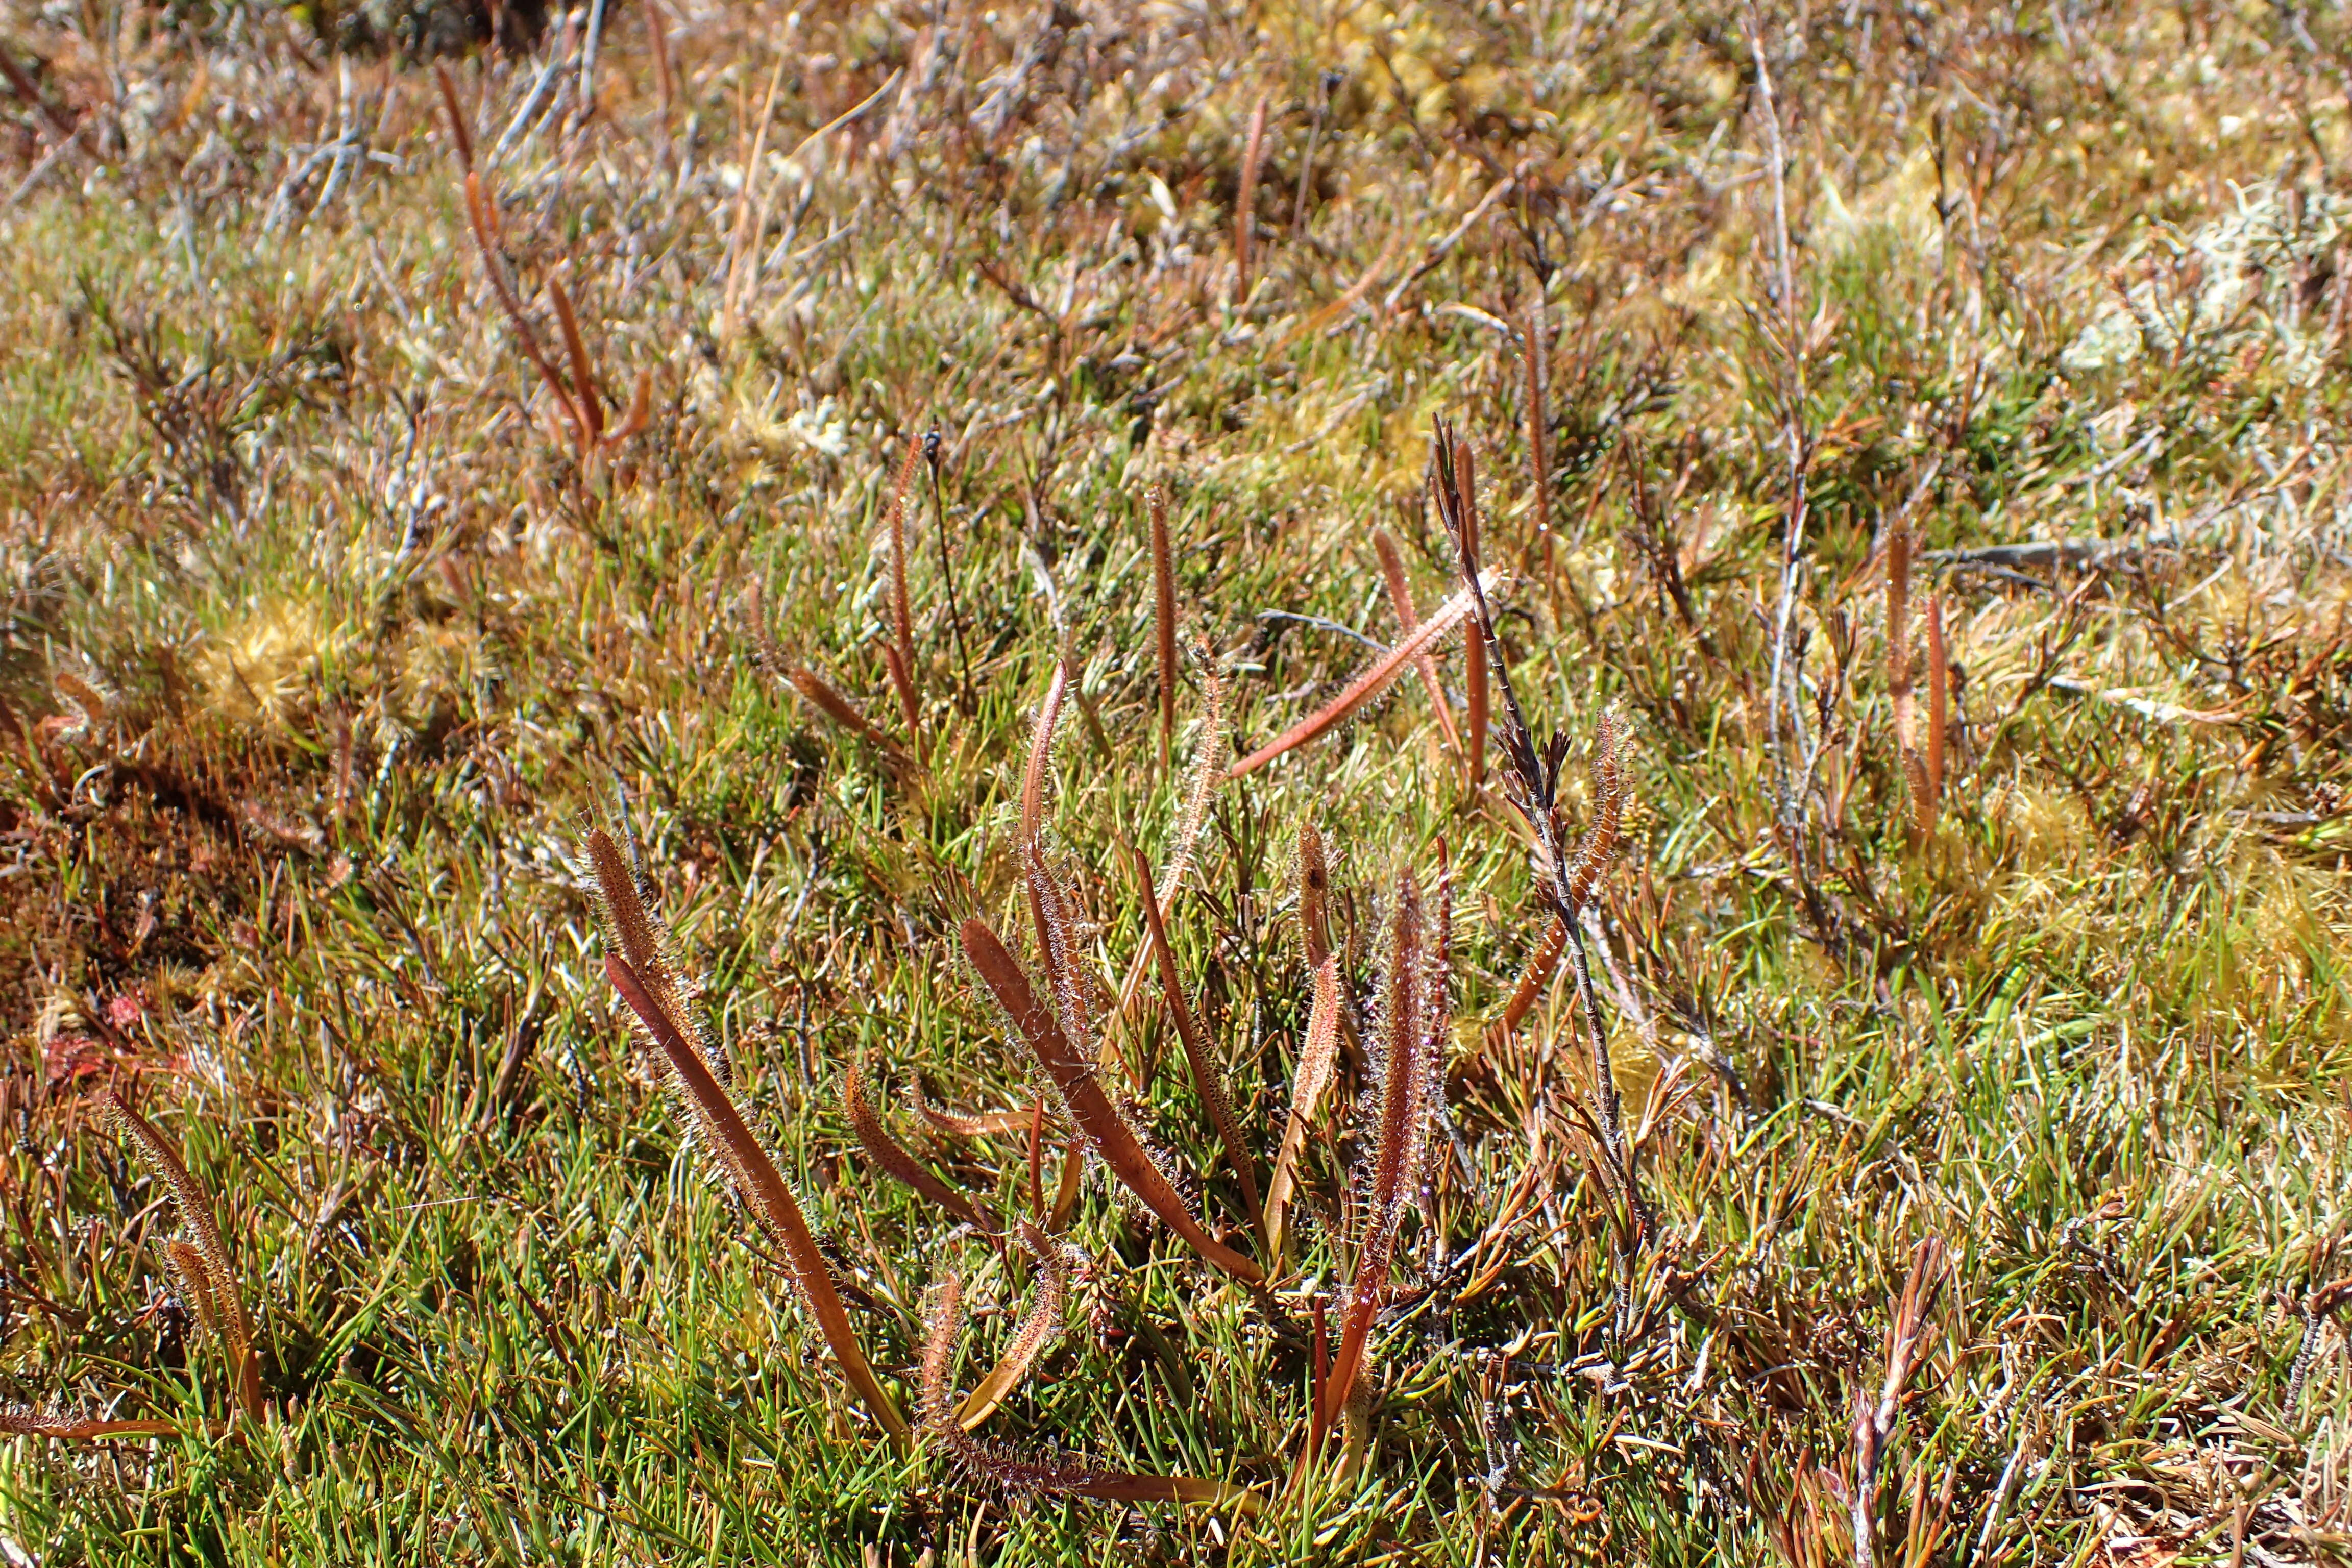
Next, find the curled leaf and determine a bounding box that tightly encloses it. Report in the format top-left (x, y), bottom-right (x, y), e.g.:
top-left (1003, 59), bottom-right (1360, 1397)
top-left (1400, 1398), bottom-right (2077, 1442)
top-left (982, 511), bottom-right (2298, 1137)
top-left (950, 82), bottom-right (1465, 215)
top-left (1477, 914), bottom-right (1566, 1065)
top-left (783, 663), bottom-right (912, 765)
top-left (921, 1272), bottom-right (1254, 1509)
top-left (913, 1079), bottom-right (1032, 1139)
top-left (954, 1219), bottom-right (1074, 1428)
top-left (1021, 658), bottom-right (1072, 845)
top-left (1561, 713), bottom-right (1629, 915)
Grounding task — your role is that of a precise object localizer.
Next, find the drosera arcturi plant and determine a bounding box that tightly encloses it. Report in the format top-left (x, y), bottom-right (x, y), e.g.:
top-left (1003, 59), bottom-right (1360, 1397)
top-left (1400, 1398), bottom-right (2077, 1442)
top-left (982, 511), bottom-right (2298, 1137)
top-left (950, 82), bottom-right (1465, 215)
top-left (1476, 912), bottom-right (1568, 1072)
top-left (844, 1051), bottom-right (1000, 1251)
top-left (1885, 527), bottom-right (1950, 839)
top-left (1223, 564), bottom-right (1503, 782)
top-left (576, 663), bottom-right (1271, 1511)
top-left (917, 1228), bottom-right (1254, 1509)
top-left (958, 916), bottom-right (1262, 1287)
top-left (1075, 626), bottom-right (1231, 1086)
top-left (946, 541), bottom-right (1507, 1493)
top-left (1372, 526), bottom-right (1464, 760)
top-left (1131, 842), bottom-right (1264, 1251)
top-left (0, 1407), bottom-right (179, 1441)
top-left (1262, 954), bottom-right (1342, 1268)
top-left (585, 803), bottom-right (1229, 1475)
top-left (945, 618), bottom-right (1487, 1502)
top-left (99, 1088), bottom-right (265, 1430)
top-left (973, 642), bottom-right (1264, 1289)
top-left (0, 1089), bottom-right (258, 1446)
top-left (744, 578), bottom-right (917, 774)
top-left (434, 66), bottom-right (650, 471)
top-left (1291, 818), bottom-right (1369, 1075)
top-left (582, 825), bottom-right (913, 1446)
top-left (1303, 860), bottom-right (1452, 1477)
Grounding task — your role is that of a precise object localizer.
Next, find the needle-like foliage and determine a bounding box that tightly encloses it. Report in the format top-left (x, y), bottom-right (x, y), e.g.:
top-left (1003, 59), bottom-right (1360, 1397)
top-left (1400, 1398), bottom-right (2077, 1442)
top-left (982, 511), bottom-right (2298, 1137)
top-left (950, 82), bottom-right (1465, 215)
top-left (1439, 413), bottom-right (1646, 1313)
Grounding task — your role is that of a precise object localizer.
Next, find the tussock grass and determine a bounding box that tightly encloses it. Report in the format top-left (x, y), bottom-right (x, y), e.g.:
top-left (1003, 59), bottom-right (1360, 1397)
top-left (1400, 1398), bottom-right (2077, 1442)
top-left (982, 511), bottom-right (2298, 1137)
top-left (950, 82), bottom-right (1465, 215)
top-left (1, 1), bottom-right (2350, 1562)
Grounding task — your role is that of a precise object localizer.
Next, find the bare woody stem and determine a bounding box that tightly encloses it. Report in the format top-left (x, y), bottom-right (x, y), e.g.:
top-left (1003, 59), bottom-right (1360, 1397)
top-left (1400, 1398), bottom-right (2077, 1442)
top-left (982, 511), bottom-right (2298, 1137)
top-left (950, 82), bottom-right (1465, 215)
top-left (1851, 1238), bottom-right (1947, 1568)
top-left (1435, 411), bottom-right (1641, 1285)
top-left (884, 429), bottom-right (924, 754)
top-left (1445, 438), bottom-right (1489, 785)
top-left (1526, 293), bottom-right (1552, 576)
top-left (926, 433), bottom-right (978, 713)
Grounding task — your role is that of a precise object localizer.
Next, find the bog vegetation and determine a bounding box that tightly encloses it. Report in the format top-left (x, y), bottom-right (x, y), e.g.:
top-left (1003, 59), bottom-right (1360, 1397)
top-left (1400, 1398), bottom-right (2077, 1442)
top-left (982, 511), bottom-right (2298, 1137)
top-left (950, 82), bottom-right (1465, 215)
top-left (0, 0), bottom-right (2349, 1562)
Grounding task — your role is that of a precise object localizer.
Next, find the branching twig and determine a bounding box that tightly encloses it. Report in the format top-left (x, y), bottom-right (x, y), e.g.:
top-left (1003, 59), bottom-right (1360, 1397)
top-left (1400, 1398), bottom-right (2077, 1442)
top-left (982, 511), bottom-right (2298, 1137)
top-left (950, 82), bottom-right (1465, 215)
top-left (1744, 13), bottom-right (1814, 830)
top-left (1852, 1238), bottom-right (1947, 1567)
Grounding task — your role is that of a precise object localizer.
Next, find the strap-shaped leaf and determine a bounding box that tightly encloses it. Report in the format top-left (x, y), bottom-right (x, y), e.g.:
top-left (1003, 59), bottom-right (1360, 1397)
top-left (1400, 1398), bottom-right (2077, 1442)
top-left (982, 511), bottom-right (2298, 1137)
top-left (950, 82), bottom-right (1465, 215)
top-left (961, 919), bottom-right (1262, 1286)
